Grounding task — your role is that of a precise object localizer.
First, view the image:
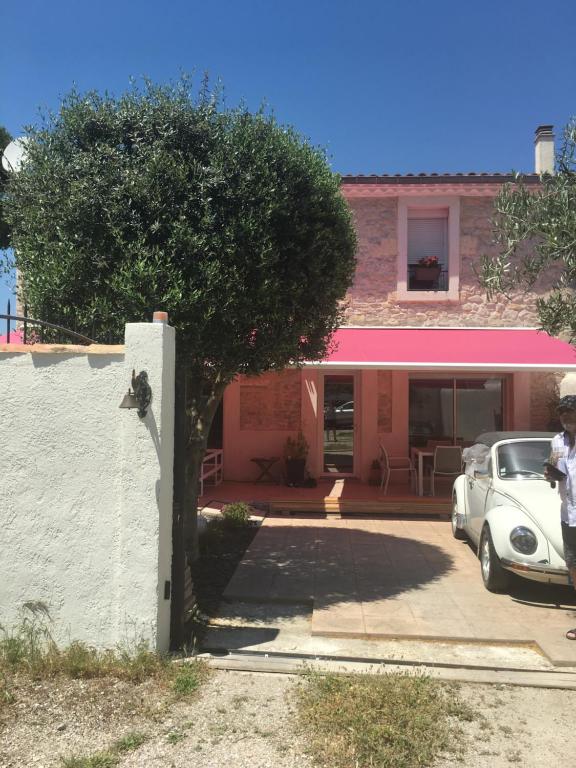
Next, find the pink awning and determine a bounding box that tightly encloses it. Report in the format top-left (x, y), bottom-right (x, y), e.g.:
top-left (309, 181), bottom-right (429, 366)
top-left (309, 327), bottom-right (576, 371)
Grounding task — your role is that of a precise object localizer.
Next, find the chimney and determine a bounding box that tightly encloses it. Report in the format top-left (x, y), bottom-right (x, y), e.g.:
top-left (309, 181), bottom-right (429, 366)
top-left (534, 125), bottom-right (555, 174)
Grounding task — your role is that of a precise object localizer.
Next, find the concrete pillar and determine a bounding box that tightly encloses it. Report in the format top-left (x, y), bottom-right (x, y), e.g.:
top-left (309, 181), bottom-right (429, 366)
top-left (117, 322), bottom-right (175, 652)
top-left (301, 369), bottom-right (320, 478)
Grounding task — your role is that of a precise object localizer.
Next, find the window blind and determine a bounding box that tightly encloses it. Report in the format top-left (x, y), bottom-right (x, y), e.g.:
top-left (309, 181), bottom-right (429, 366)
top-left (407, 217), bottom-right (448, 266)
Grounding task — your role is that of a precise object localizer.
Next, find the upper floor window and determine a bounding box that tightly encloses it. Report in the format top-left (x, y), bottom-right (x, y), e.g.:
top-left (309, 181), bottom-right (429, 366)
top-left (407, 209), bottom-right (448, 292)
top-left (397, 196), bottom-right (460, 302)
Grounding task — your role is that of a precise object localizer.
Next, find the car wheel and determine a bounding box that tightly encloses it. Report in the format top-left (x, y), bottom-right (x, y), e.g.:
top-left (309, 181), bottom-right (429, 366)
top-left (451, 498), bottom-right (467, 540)
top-left (479, 525), bottom-right (510, 592)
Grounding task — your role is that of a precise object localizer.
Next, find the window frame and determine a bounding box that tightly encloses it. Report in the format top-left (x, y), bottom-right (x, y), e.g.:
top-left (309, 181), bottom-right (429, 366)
top-left (397, 195), bottom-right (460, 302)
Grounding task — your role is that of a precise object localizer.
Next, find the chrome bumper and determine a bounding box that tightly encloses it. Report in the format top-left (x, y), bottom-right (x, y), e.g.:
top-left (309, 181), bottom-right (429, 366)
top-left (501, 559), bottom-right (570, 584)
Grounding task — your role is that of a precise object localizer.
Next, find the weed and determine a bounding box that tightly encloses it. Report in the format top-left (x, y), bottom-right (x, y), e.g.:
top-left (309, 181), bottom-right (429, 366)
top-left (61, 729), bottom-right (148, 766)
top-left (112, 731), bottom-right (148, 752)
top-left (296, 671), bottom-right (476, 768)
top-left (172, 664), bottom-right (202, 697)
top-left (60, 752), bottom-right (118, 767)
top-left (167, 730), bottom-right (186, 744)
top-left (1, 604), bottom-right (209, 716)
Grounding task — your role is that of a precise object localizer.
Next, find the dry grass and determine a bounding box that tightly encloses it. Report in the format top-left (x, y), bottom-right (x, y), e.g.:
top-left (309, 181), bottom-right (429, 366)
top-left (0, 602), bottom-right (209, 717)
top-left (295, 670), bottom-right (475, 768)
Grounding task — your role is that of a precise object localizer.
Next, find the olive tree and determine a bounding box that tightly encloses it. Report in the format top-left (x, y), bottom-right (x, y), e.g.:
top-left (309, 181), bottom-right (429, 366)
top-left (480, 118), bottom-right (576, 340)
top-left (0, 125), bottom-right (13, 249)
top-left (4, 79), bottom-right (357, 554)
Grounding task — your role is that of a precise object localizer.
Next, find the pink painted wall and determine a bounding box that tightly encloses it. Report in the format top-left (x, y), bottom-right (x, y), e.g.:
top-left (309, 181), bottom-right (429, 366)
top-left (221, 180), bottom-right (559, 483)
top-left (222, 368), bottom-right (547, 483)
top-left (223, 368), bottom-right (411, 483)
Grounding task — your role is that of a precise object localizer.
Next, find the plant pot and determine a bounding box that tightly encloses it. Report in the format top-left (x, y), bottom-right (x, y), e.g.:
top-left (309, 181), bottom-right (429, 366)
top-left (368, 464), bottom-right (381, 486)
top-left (285, 458), bottom-right (306, 485)
top-left (414, 266), bottom-right (441, 283)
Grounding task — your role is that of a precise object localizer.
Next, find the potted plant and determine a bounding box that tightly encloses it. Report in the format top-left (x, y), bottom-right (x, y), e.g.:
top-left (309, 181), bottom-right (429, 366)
top-left (414, 255), bottom-right (441, 284)
top-left (284, 431), bottom-right (309, 485)
top-left (368, 459), bottom-right (381, 486)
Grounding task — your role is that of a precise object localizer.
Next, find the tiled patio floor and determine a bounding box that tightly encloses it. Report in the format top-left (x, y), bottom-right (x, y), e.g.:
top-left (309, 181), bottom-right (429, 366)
top-left (224, 515), bottom-right (576, 666)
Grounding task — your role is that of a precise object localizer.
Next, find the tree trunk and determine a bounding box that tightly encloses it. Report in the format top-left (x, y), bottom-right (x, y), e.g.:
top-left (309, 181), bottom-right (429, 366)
top-left (182, 369), bottom-right (227, 562)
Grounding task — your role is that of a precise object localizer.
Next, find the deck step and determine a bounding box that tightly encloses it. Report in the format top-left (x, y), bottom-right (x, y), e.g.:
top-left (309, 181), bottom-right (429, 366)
top-left (268, 498), bottom-right (450, 515)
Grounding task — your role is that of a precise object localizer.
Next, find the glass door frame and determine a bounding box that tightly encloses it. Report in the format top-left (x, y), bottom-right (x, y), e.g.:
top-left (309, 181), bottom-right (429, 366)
top-left (318, 370), bottom-right (360, 478)
top-left (408, 372), bottom-right (511, 446)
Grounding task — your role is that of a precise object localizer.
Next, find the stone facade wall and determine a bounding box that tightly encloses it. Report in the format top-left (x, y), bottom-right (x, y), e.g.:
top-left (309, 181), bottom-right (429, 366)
top-left (343, 192), bottom-right (555, 327)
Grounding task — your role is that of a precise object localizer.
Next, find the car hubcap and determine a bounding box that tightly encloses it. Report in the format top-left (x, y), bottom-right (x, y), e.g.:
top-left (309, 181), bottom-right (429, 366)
top-left (451, 503), bottom-right (459, 533)
top-left (481, 536), bottom-right (490, 581)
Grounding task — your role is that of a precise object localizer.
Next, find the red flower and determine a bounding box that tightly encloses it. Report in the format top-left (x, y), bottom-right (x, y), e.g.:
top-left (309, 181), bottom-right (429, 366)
top-left (417, 256), bottom-right (439, 267)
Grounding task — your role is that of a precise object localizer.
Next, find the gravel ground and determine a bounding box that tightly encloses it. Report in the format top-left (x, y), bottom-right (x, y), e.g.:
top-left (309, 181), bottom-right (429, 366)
top-left (2, 668), bottom-right (576, 767)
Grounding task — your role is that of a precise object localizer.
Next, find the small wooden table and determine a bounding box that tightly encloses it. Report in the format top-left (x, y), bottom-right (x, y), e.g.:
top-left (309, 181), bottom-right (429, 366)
top-left (410, 447), bottom-right (434, 497)
top-left (251, 456), bottom-right (280, 483)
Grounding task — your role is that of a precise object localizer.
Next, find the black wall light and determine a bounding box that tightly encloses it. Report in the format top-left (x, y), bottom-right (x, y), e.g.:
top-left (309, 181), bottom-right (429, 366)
top-left (119, 370), bottom-right (152, 418)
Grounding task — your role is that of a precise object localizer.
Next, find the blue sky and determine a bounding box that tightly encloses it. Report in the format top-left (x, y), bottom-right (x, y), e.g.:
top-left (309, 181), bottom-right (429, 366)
top-left (1, 0), bottom-right (575, 311)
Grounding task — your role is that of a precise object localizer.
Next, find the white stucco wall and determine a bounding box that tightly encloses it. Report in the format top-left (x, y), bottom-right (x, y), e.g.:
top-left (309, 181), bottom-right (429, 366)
top-left (0, 322), bottom-right (175, 651)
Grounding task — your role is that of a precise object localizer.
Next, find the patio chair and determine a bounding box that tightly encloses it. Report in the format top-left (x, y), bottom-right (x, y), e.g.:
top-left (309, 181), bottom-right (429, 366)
top-left (426, 439), bottom-right (452, 448)
top-left (378, 443), bottom-right (416, 494)
top-left (430, 445), bottom-right (463, 496)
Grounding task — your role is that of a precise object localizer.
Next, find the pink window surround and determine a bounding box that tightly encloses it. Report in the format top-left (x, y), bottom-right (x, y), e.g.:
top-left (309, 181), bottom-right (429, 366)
top-left (307, 327), bottom-right (576, 372)
top-left (397, 196), bottom-right (460, 302)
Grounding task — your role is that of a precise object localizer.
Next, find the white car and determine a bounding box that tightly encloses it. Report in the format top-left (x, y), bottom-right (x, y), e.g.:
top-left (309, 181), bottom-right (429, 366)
top-left (451, 432), bottom-right (569, 592)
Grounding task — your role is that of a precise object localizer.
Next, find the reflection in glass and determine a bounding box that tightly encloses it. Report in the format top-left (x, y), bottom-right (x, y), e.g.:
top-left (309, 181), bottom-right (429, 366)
top-left (409, 378), bottom-right (504, 447)
top-left (323, 375), bottom-right (354, 473)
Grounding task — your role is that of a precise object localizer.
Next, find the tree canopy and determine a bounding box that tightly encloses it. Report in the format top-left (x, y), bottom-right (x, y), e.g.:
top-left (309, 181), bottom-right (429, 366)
top-left (480, 119), bottom-right (576, 341)
top-left (4, 78), bottom-right (357, 561)
top-left (4, 80), bottom-right (357, 376)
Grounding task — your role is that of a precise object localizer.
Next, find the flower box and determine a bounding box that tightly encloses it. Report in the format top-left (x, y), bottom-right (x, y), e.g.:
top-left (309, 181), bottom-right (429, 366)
top-left (414, 265), bottom-right (441, 283)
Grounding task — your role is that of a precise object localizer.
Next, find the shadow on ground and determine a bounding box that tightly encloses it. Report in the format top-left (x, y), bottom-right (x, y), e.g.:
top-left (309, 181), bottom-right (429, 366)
top-left (224, 519), bottom-right (455, 616)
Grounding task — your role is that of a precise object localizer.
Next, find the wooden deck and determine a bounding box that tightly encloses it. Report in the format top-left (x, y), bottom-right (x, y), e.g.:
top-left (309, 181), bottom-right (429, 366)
top-left (199, 478), bottom-right (452, 516)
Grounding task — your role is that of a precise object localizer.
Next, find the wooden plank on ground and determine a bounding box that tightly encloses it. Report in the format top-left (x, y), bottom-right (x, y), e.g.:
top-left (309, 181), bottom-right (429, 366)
top-left (201, 652), bottom-right (576, 690)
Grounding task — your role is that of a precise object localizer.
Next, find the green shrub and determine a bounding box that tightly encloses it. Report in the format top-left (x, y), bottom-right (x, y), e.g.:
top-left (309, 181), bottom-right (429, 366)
top-left (221, 502), bottom-right (251, 527)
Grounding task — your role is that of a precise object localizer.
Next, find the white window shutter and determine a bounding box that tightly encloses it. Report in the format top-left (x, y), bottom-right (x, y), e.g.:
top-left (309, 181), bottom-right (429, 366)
top-left (407, 217), bottom-right (448, 266)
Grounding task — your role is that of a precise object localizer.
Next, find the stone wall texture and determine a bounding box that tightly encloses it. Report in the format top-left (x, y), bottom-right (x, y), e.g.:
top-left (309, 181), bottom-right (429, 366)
top-left (342, 193), bottom-right (556, 327)
top-left (239, 370), bottom-right (301, 430)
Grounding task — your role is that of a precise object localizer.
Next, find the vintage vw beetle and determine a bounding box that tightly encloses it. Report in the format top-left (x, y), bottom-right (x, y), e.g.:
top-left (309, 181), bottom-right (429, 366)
top-left (451, 432), bottom-right (569, 591)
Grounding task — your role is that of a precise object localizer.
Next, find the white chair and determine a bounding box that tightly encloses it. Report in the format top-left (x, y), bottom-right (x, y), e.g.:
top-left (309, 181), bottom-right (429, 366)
top-left (379, 443), bottom-right (416, 494)
top-left (430, 446), bottom-right (463, 496)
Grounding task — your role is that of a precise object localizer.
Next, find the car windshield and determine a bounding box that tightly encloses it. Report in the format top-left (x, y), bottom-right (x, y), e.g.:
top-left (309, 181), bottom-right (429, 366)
top-left (496, 440), bottom-right (550, 480)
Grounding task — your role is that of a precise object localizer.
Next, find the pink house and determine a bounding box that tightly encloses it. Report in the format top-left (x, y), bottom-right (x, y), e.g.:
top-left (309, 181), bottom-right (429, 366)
top-left (213, 126), bottom-right (576, 495)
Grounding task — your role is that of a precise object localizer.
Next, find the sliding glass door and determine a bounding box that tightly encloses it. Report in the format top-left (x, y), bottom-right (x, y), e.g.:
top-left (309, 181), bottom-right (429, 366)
top-left (409, 377), bottom-right (504, 447)
top-left (323, 374), bottom-right (355, 474)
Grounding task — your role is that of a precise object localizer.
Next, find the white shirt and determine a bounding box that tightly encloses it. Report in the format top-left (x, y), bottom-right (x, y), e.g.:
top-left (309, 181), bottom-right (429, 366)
top-left (551, 432), bottom-right (576, 526)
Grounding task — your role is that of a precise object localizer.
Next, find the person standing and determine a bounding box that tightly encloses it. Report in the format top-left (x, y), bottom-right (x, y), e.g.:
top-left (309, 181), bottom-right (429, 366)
top-left (548, 395), bottom-right (576, 640)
